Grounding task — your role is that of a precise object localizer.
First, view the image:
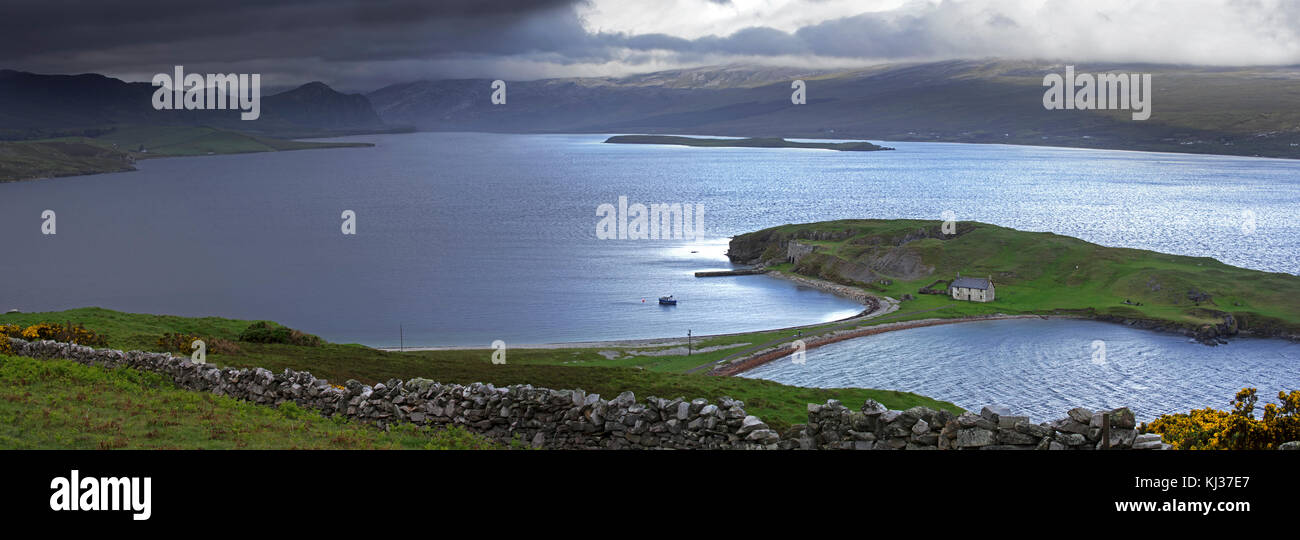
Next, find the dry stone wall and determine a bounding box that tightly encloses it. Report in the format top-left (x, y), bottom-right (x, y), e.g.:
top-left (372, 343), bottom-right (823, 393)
top-left (6, 338), bottom-right (781, 449)
top-left (7, 337), bottom-right (1177, 450)
top-left (798, 400), bottom-right (1171, 450)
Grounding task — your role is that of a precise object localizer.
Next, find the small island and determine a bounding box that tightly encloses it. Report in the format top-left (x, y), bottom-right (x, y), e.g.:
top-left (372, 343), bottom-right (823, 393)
top-left (604, 135), bottom-right (894, 152)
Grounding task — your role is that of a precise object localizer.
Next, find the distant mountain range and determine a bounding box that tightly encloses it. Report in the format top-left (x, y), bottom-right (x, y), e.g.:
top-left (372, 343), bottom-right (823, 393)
top-left (0, 70), bottom-right (389, 182)
top-left (0, 69), bottom-right (390, 140)
top-left (4, 60), bottom-right (1300, 158)
top-left (365, 60), bottom-right (1300, 158)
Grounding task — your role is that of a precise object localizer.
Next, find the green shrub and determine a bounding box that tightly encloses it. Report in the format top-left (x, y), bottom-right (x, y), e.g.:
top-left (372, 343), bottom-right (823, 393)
top-left (238, 321), bottom-right (321, 347)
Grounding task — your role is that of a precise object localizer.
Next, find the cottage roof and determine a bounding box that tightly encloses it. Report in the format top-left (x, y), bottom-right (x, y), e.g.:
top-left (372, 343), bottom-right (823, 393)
top-left (951, 277), bottom-right (991, 290)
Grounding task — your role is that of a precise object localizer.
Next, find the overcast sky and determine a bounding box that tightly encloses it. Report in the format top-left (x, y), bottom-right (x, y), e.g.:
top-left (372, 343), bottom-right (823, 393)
top-left (4, 0), bottom-right (1298, 92)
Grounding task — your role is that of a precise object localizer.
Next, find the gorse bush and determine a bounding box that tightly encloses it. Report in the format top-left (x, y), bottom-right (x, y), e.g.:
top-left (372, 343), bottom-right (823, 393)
top-left (2, 322), bottom-right (108, 347)
top-left (1142, 388), bottom-right (1300, 450)
top-left (238, 321), bottom-right (321, 347)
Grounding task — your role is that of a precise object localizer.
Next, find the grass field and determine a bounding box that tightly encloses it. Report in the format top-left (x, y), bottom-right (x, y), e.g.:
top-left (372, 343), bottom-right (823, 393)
top-left (0, 139), bottom-right (134, 182)
top-left (0, 353), bottom-right (498, 449)
top-left (0, 307), bottom-right (961, 433)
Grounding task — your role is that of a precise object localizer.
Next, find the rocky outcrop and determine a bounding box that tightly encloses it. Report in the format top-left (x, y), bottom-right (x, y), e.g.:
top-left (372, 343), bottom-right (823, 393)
top-left (728, 228), bottom-right (855, 265)
top-left (1091, 311), bottom-right (1242, 346)
top-left (765, 271), bottom-right (883, 308)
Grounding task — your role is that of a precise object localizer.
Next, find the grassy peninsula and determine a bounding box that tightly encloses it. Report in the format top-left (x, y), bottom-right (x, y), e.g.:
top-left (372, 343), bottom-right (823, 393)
top-left (604, 135), bottom-right (893, 152)
top-left (728, 219), bottom-right (1300, 343)
top-left (0, 125), bottom-right (372, 183)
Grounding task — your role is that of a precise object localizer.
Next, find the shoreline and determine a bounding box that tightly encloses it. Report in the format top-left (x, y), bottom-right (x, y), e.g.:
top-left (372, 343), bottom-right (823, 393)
top-left (378, 307), bottom-right (877, 352)
top-left (380, 268), bottom-right (1297, 355)
top-left (712, 314), bottom-right (1046, 377)
top-left (0, 131), bottom-right (379, 183)
top-left (381, 269), bottom-right (892, 353)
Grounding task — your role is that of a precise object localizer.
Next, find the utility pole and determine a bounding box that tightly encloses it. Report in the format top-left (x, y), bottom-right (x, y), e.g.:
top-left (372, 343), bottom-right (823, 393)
top-left (399, 323), bottom-right (404, 352)
top-left (687, 329), bottom-right (692, 355)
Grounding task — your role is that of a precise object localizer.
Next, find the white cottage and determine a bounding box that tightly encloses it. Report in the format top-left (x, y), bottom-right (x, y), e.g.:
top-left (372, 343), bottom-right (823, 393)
top-left (950, 275), bottom-right (995, 302)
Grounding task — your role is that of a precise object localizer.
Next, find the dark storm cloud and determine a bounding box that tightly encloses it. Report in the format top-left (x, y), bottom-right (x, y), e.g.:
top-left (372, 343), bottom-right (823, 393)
top-left (0, 0), bottom-right (596, 70)
top-left (3, 0), bottom-right (981, 76)
top-left (0, 0), bottom-right (579, 58)
top-left (2, 0), bottom-right (1295, 91)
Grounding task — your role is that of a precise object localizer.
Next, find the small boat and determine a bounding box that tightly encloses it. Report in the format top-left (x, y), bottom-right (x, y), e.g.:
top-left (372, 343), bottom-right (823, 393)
top-left (658, 295), bottom-right (677, 305)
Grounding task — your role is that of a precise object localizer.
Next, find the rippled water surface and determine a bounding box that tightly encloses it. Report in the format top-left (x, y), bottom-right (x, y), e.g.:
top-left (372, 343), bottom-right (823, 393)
top-left (2, 133), bottom-right (1297, 347)
top-left (740, 318), bottom-right (1300, 421)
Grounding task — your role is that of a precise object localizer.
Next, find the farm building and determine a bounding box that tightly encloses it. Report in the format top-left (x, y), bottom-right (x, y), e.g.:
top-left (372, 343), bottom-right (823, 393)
top-left (950, 275), bottom-right (995, 302)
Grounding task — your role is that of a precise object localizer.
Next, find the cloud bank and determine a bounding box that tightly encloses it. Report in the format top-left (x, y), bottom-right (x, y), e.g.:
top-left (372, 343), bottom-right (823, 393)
top-left (3, 0), bottom-right (1297, 91)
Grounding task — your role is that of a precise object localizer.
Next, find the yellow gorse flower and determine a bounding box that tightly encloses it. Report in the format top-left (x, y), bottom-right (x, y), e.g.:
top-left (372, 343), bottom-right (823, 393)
top-left (1143, 388), bottom-right (1300, 450)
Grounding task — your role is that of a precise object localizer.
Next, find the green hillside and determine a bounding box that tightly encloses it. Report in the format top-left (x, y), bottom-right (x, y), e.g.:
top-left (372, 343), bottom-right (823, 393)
top-left (0, 139), bottom-right (134, 181)
top-left (0, 353), bottom-right (496, 449)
